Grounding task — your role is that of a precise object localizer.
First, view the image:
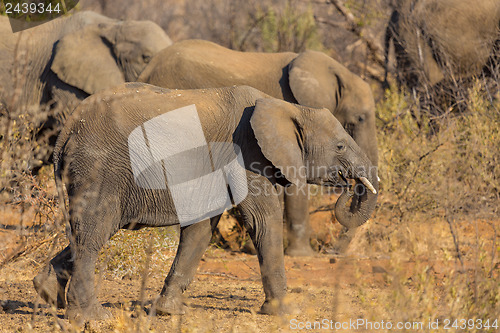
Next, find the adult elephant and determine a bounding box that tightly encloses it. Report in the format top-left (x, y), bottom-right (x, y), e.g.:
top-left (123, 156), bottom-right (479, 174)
top-left (0, 11), bottom-right (172, 166)
top-left (384, 0), bottom-right (500, 95)
top-left (33, 84), bottom-right (378, 321)
top-left (137, 39), bottom-right (379, 256)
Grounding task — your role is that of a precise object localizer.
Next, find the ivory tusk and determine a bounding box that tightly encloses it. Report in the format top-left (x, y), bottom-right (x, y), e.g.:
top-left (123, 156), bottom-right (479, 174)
top-left (359, 177), bottom-right (377, 194)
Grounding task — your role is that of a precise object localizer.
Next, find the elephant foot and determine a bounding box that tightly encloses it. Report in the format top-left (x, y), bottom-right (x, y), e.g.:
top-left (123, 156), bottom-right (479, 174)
top-left (66, 303), bottom-right (112, 324)
top-left (241, 240), bottom-right (257, 255)
top-left (258, 299), bottom-right (289, 315)
top-left (154, 295), bottom-right (186, 315)
top-left (285, 243), bottom-right (315, 257)
top-left (33, 265), bottom-right (67, 308)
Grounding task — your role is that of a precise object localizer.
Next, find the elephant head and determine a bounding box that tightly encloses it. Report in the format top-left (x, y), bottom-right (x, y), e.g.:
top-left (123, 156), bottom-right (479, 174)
top-left (250, 98), bottom-right (378, 229)
top-left (288, 50), bottom-right (379, 167)
top-left (50, 20), bottom-right (172, 95)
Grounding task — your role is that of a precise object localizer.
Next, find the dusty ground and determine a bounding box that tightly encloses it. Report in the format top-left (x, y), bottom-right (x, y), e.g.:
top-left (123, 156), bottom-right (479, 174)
top-left (0, 189), bottom-right (498, 332)
top-left (0, 248), bottom-right (380, 332)
top-left (0, 242), bottom-right (434, 333)
top-left (2, 226), bottom-right (497, 332)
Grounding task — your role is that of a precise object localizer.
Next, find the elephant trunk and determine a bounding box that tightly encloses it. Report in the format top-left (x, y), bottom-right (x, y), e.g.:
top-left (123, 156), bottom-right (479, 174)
top-left (334, 166), bottom-right (378, 229)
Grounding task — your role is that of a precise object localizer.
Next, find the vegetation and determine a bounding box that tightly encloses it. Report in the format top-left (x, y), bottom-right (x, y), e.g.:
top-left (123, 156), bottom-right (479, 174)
top-left (0, 0), bottom-right (498, 331)
top-left (255, 2), bottom-right (322, 53)
top-left (357, 84), bottom-right (499, 332)
top-left (377, 83), bottom-right (499, 223)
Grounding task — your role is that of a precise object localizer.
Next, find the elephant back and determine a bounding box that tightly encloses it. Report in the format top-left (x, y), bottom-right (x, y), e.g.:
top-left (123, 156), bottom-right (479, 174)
top-left (138, 39), bottom-right (297, 101)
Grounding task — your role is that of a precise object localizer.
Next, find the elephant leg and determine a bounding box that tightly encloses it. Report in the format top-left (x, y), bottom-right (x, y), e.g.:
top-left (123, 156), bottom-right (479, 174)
top-left (283, 185), bottom-right (315, 257)
top-left (33, 245), bottom-right (73, 308)
top-left (65, 202), bottom-right (118, 323)
top-left (66, 247), bottom-right (111, 323)
top-left (155, 215), bottom-right (221, 315)
top-left (239, 202), bottom-right (287, 314)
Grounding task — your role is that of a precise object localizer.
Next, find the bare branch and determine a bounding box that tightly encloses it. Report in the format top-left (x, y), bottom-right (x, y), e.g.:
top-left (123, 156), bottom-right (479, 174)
top-left (327, 0), bottom-right (385, 68)
top-left (315, 17), bottom-right (348, 30)
top-left (309, 204), bottom-right (335, 214)
top-left (446, 216), bottom-right (465, 270)
top-left (329, 0), bottom-right (357, 25)
top-left (198, 271), bottom-right (241, 280)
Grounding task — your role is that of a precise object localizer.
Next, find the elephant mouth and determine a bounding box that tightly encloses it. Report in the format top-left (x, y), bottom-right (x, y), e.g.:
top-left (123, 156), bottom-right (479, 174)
top-left (322, 181), bottom-right (349, 188)
top-left (313, 171), bottom-right (377, 195)
top-left (338, 169), bottom-right (349, 185)
top-left (320, 170), bottom-right (350, 188)
top-left (327, 171), bottom-right (377, 195)
top-left (339, 177), bottom-right (377, 195)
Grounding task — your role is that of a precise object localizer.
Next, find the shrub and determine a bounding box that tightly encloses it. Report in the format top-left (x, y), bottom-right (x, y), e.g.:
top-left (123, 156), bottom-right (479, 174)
top-left (352, 82), bottom-right (500, 331)
top-left (376, 82), bottom-right (499, 223)
top-left (255, 1), bottom-right (322, 53)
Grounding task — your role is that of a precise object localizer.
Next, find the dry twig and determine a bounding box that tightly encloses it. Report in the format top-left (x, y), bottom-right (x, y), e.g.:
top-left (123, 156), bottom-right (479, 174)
top-left (327, 0), bottom-right (385, 69)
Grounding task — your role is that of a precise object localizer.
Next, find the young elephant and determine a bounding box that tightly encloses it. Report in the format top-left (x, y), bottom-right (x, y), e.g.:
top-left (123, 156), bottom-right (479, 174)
top-left (137, 39), bottom-right (379, 255)
top-left (34, 84), bottom-right (377, 322)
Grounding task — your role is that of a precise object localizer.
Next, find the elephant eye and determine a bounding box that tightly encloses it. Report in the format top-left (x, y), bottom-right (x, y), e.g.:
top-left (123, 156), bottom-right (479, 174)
top-left (358, 115), bottom-right (365, 123)
top-left (142, 54), bottom-right (152, 63)
top-left (336, 142), bottom-right (346, 152)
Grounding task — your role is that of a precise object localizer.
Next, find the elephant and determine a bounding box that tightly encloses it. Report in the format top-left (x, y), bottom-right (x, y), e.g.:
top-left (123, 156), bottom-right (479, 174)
top-left (0, 11), bottom-right (172, 167)
top-left (137, 39), bottom-right (379, 256)
top-left (384, 0), bottom-right (500, 102)
top-left (33, 83), bottom-right (378, 322)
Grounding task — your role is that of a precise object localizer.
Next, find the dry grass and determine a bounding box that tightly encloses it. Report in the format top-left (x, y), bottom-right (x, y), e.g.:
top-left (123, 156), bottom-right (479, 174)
top-left (1, 1), bottom-right (499, 332)
top-left (376, 83), bottom-right (499, 223)
top-left (344, 82), bottom-right (500, 332)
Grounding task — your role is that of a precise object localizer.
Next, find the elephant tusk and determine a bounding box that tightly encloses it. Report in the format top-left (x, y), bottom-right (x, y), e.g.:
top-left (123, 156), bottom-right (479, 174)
top-left (359, 177), bottom-right (377, 194)
top-left (377, 175), bottom-right (381, 182)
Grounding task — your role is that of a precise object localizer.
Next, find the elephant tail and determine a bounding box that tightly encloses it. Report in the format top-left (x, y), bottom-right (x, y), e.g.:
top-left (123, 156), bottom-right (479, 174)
top-left (53, 132), bottom-right (70, 236)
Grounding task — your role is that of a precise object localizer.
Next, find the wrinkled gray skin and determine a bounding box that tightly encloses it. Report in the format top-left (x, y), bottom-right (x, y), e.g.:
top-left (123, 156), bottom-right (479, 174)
top-left (384, 0), bottom-right (500, 89)
top-left (33, 84), bottom-right (378, 322)
top-left (138, 39), bottom-right (379, 256)
top-left (0, 11), bottom-right (171, 166)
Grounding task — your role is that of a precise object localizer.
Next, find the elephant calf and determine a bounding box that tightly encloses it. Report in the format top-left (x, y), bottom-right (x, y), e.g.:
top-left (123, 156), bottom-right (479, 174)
top-left (138, 39), bottom-right (379, 255)
top-left (33, 84), bottom-right (378, 322)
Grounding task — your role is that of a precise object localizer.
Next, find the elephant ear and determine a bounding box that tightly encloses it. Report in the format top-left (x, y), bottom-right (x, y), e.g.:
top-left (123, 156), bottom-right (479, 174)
top-left (51, 24), bottom-right (125, 95)
top-left (288, 50), bottom-right (342, 112)
top-left (250, 98), bottom-right (305, 186)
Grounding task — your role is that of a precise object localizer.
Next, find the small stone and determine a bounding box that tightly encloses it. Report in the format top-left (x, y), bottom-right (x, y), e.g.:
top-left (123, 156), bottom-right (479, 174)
top-left (372, 266), bottom-right (387, 274)
top-left (0, 300), bottom-right (6, 313)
